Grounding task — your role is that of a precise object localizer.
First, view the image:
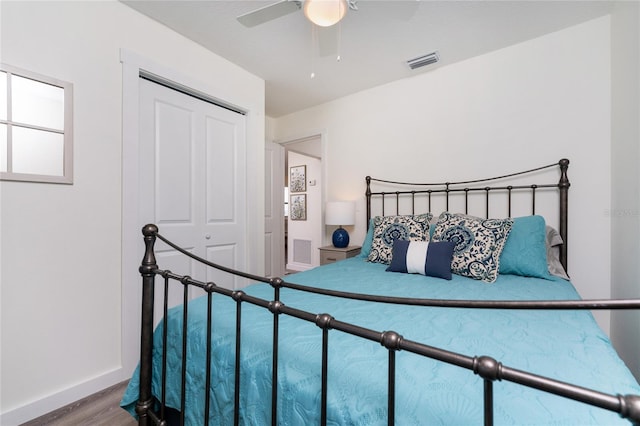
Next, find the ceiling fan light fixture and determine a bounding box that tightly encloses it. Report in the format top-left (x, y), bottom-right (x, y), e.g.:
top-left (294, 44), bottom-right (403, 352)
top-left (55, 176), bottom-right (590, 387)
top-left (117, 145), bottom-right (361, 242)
top-left (304, 0), bottom-right (348, 27)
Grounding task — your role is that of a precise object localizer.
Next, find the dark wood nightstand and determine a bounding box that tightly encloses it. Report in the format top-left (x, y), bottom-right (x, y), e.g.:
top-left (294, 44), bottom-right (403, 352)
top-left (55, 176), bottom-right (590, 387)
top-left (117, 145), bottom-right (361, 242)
top-left (319, 245), bottom-right (361, 265)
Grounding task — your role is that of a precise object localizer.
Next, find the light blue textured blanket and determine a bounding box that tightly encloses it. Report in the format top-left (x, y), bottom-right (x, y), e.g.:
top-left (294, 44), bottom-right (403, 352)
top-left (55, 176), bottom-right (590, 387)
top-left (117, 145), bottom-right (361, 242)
top-left (121, 257), bottom-right (639, 424)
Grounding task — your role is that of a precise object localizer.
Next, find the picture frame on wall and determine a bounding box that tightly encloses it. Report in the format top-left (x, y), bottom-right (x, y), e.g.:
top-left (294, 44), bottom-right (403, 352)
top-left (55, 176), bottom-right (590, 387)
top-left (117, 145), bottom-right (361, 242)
top-left (289, 165), bottom-right (306, 193)
top-left (290, 194), bottom-right (307, 221)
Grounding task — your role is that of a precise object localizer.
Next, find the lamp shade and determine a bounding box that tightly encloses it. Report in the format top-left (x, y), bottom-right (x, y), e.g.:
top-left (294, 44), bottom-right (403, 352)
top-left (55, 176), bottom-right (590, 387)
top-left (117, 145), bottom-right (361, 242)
top-left (325, 201), bottom-right (355, 226)
top-left (326, 201), bottom-right (355, 247)
top-left (303, 0), bottom-right (348, 27)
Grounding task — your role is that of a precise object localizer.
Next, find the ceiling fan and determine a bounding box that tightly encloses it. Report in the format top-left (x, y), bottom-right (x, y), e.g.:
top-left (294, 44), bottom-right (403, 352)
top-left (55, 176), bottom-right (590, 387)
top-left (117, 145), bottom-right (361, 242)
top-left (237, 0), bottom-right (358, 28)
top-left (237, 0), bottom-right (419, 60)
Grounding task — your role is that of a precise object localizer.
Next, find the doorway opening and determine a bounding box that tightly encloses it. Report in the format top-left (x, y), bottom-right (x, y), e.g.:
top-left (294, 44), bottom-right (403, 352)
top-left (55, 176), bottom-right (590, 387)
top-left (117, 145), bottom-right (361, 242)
top-left (282, 135), bottom-right (323, 272)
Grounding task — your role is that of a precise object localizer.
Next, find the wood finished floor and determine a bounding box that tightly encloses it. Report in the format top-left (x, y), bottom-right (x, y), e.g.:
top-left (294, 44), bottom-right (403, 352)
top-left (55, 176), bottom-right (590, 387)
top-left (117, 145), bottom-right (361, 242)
top-left (21, 381), bottom-right (136, 426)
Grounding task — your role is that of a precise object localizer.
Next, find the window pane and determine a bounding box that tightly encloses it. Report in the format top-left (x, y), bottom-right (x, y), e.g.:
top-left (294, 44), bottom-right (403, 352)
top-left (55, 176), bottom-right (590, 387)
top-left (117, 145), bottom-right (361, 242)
top-left (0, 72), bottom-right (6, 121)
top-left (12, 126), bottom-right (64, 176)
top-left (0, 124), bottom-right (6, 172)
top-left (12, 75), bottom-right (64, 130)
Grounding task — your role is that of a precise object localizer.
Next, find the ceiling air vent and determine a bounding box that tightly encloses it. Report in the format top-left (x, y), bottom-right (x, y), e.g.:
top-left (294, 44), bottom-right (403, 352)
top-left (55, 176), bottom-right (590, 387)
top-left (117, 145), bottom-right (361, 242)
top-left (406, 51), bottom-right (440, 70)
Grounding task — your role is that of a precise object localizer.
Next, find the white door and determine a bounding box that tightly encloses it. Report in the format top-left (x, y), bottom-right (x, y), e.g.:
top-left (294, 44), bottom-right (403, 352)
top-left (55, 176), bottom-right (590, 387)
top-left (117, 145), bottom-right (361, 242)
top-left (264, 142), bottom-right (285, 278)
top-left (138, 78), bottom-right (247, 315)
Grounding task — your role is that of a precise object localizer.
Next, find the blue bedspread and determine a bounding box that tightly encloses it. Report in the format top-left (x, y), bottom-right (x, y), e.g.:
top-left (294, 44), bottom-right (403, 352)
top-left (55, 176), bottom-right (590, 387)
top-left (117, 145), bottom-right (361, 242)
top-left (121, 257), bottom-right (640, 424)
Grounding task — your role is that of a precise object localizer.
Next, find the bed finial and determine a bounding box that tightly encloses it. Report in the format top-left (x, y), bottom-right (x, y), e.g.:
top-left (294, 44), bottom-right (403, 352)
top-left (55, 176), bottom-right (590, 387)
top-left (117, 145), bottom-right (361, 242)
top-left (473, 355), bottom-right (503, 381)
top-left (269, 276), bottom-right (284, 289)
top-left (380, 330), bottom-right (403, 351)
top-left (140, 224), bottom-right (158, 275)
top-left (315, 313), bottom-right (334, 330)
top-left (142, 223), bottom-right (158, 236)
top-left (138, 224), bottom-right (159, 426)
top-left (559, 159), bottom-right (570, 181)
top-left (619, 394), bottom-right (640, 424)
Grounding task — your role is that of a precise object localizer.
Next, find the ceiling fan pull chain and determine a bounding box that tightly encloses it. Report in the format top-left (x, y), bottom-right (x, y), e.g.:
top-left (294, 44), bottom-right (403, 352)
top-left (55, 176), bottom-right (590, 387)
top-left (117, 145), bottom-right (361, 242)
top-left (336, 20), bottom-right (342, 62)
top-left (310, 23), bottom-right (317, 78)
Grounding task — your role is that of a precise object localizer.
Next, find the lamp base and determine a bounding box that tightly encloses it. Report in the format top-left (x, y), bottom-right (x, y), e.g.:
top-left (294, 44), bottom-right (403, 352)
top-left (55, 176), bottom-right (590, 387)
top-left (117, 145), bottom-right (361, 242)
top-left (332, 227), bottom-right (350, 248)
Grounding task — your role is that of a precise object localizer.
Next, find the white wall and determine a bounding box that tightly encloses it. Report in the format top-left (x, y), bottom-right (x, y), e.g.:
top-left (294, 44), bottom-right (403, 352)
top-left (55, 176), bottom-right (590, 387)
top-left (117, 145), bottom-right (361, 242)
top-left (610, 1), bottom-right (640, 381)
top-left (0, 1), bottom-right (265, 423)
top-left (274, 18), bottom-right (613, 330)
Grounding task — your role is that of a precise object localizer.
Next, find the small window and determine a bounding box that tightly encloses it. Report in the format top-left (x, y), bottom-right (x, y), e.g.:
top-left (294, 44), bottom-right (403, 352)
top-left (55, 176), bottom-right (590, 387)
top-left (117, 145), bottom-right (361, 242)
top-left (1, 64), bottom-right (73, 184)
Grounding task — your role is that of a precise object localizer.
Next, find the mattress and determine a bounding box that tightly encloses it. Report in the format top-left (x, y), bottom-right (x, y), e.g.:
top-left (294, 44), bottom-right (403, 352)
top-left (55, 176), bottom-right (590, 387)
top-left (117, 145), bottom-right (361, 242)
top-left (121, 256), bottom-right (640, 425)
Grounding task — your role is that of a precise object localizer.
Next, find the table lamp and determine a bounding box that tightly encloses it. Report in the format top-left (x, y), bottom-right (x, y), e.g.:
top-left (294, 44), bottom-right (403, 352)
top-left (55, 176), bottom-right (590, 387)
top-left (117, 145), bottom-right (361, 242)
top-left (325, 201), bottom-right (355, 248)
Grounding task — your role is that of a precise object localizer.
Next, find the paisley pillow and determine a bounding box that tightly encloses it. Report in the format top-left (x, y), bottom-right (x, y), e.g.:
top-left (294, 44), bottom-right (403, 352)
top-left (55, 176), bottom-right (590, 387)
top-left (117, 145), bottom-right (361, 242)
top-left (432, 212), bottom-right (513, 283)
top-left (367, 213), bottom-right (433, 264)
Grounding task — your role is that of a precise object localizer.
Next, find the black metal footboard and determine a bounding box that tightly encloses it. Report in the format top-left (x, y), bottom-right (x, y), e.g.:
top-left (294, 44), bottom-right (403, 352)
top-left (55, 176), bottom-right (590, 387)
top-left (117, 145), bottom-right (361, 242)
top-left (135, 224), bottom-right (640, 426)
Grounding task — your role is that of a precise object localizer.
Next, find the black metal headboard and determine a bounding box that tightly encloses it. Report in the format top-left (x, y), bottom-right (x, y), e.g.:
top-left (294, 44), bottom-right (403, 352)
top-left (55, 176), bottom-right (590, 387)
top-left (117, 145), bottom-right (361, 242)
top-left (365, 158), bottom-right (570, 272)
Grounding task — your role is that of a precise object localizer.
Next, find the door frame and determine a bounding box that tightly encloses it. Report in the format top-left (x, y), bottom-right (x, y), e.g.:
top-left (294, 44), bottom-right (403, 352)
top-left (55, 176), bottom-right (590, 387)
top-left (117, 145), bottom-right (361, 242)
top-left (120, 49), bottom-right (255, 375)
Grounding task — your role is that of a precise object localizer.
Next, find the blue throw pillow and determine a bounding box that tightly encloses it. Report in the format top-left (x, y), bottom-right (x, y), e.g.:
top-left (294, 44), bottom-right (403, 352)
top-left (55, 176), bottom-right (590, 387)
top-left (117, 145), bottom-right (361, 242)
top-left (359, 218), bottom-right (375, 258)
top-left (429, 223), bottom-right (436, 239)
top-left (386, 239), bottom-right (455, 280)
top-left (499, 215), bottom-right (551, 279)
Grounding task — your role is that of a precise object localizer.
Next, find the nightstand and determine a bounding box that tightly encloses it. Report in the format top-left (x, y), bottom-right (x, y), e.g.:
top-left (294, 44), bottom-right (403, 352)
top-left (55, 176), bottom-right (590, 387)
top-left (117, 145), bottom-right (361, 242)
top-left (319, 245), bottom-right (361, 265)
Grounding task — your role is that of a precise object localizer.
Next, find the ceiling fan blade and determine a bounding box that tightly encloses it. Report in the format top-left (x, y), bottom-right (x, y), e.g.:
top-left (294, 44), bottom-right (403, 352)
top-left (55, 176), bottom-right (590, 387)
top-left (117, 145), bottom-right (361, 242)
top-left (237, 0), bottom-right (302, 27)
top-left (386, 1), bottom-right (419, 21)
top-left (317, 26), bottom-right (338, 57)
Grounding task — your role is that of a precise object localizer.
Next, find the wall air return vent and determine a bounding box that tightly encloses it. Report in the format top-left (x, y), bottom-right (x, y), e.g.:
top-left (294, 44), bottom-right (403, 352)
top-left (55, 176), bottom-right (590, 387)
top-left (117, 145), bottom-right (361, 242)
top-left (293, 239), bottom-right (312, 265)
top-left (406, 51), bottom-right (440, 70)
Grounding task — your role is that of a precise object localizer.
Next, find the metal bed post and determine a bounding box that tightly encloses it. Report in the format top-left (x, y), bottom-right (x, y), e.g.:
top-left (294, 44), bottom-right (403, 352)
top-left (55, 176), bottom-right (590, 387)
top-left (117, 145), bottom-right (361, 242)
top-left (473, 356), bottom-right (501, 426)
top-left (232, 291), bottom-right (245, 426)
top-left (558, 158), bottom-right (570, 273)
top-left (380, 330), bottom-right (403, 426)
top-left (315, 313), bottom-right (334, 426)
top-left (160, 273), bottom-right (170, 420)
top-left (179, 278), bottom-right (190, 425)
top-left (204, 287), bottom-right (215, 426)
top-left (269, 277), bottom-right (284, 425)
top-left (136, 224), bottom-right (159, 426)
top-left (366, 176), bottom-right (372, 230)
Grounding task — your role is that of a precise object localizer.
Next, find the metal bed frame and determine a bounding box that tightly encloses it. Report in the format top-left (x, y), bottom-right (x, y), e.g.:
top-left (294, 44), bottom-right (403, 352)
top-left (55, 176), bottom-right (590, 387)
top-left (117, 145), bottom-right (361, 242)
top-left (134, 159), bottom-right (640, 425)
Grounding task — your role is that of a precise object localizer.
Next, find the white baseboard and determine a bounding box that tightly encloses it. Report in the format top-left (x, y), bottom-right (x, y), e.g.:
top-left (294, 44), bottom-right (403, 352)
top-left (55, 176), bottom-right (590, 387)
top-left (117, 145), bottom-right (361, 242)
top-left (0, 367), bottom-right (130, 425)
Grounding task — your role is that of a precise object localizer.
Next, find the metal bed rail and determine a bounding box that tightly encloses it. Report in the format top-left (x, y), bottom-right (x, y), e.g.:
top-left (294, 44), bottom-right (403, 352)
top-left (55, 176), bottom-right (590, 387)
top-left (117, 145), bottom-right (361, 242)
top-left (136, 224), bottom-right (640, 426)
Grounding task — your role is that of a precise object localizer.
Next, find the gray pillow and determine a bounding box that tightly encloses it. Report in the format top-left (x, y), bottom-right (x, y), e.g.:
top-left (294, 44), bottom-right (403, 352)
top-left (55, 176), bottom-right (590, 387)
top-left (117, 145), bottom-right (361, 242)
top-left (545, 225), bottom-right (569, 280)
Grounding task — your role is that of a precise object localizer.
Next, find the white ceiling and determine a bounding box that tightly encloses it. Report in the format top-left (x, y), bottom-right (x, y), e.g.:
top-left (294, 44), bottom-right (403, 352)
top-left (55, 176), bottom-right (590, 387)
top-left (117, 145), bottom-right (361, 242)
top-left (122, 0), bottom-right (613, 118)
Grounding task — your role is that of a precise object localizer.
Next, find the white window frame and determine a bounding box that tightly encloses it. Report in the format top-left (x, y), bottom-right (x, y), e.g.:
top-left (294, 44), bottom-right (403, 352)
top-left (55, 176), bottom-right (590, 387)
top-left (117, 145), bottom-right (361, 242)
top-left (1, 63), bottom-right (73, 184)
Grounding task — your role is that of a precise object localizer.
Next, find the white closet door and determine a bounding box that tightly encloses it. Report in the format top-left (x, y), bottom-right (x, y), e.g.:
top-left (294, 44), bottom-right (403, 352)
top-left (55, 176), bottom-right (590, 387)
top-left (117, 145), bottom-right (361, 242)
top-left (138, 78), bottom-right (246, 301)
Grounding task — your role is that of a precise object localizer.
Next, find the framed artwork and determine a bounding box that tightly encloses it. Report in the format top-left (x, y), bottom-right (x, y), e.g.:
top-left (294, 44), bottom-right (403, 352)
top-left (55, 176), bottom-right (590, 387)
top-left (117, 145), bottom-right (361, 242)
top-left (289, 165), bottom-right (306, 193)
top-left (290, 194), bottom-right (307, 221)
